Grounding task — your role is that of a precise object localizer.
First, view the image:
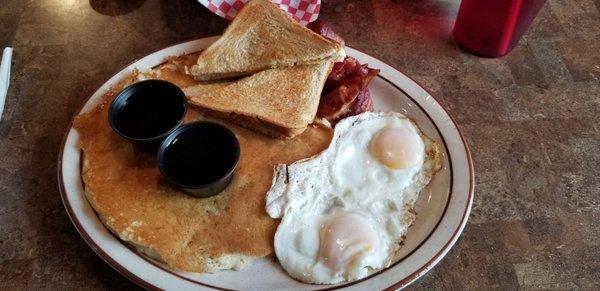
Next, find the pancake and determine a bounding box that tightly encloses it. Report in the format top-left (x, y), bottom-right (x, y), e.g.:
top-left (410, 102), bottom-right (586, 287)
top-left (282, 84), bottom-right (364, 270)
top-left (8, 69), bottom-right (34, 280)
top-left (73, 54), bottom-right (334, 272)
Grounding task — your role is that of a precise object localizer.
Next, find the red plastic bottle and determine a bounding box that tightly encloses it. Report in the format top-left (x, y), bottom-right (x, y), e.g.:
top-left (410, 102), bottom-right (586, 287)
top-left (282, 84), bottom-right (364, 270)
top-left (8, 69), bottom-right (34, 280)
top-left (453, 0), bottom-right (547, 57)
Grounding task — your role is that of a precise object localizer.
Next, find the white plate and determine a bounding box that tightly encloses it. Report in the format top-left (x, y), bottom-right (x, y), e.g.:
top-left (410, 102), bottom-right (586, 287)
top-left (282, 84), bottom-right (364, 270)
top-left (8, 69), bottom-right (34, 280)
top-left (58, 37), bottom-right (473, 290)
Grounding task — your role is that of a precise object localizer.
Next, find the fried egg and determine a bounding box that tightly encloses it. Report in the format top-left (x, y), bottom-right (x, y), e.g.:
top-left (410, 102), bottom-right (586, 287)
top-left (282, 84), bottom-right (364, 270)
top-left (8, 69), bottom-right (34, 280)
top-left (265, 111), bottom-right (442, 284)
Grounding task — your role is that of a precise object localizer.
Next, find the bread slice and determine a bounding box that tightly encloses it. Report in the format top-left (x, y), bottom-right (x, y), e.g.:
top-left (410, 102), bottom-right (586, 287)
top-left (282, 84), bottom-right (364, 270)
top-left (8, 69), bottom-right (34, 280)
top-left (184, 61), bottom-right (333, 138)
top-left (190, 0), bottom-right (345, 81)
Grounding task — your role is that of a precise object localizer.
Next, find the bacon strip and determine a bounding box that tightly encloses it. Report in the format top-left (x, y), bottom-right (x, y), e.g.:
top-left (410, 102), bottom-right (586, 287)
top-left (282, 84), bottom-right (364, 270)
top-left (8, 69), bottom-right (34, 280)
top-left (317, 56), bottom-right (379, 123)
top-left (309, 21), bottom-right (380, 124)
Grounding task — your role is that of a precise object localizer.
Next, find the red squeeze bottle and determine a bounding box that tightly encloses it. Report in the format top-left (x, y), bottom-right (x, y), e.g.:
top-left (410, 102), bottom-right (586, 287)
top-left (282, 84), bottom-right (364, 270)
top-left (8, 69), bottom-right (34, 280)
top-left (453, 0), bottom-right (547, 57)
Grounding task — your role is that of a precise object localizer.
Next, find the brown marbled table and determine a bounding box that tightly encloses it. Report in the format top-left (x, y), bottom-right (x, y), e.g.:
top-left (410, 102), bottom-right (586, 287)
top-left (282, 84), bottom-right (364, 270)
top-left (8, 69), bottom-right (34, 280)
top-left (1, 0), bottom-right (599, 289)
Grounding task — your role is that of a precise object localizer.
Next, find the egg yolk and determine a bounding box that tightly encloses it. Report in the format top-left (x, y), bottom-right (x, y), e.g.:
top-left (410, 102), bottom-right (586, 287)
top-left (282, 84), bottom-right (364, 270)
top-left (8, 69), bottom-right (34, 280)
top-left (318, 214), bottom-right (378, 271)
top-left (370, 127), bottom-right (424, 169)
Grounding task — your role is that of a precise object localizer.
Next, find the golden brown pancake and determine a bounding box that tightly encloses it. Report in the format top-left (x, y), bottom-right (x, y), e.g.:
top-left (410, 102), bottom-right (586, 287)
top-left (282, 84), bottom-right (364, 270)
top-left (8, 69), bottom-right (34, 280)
top-left (74, 54), bottom-right (333, 272)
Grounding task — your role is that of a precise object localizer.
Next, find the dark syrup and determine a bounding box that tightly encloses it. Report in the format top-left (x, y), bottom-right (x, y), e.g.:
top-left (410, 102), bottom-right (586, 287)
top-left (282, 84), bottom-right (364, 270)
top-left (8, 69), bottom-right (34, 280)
top-left (115, 85), bottom-right (185, 139)
top-left (161, 123), bottom-right (239, 187)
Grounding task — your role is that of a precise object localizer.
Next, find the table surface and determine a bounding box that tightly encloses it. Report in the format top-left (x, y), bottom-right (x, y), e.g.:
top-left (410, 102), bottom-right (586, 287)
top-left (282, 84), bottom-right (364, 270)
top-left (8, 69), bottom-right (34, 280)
top-left (1, 0), bottom-right (599, 289)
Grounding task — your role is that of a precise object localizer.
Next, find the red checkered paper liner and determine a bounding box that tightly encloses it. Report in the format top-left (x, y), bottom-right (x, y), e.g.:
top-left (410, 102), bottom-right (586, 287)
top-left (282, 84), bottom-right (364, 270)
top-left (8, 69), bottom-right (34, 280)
top-left (198, 0), bottom-right (320, 25)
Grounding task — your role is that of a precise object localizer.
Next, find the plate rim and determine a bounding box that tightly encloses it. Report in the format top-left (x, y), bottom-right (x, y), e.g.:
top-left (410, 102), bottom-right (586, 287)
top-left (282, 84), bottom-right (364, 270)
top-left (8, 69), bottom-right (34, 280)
top-left (57, 37), bottom-right (474, 290)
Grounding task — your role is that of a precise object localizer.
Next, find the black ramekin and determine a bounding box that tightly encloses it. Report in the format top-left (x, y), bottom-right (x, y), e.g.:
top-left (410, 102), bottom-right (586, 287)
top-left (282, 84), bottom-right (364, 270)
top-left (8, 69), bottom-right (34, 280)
top-left (108, 80), bottom-right (187, 152)
top-left (157, 121), bottom-right (240, 198)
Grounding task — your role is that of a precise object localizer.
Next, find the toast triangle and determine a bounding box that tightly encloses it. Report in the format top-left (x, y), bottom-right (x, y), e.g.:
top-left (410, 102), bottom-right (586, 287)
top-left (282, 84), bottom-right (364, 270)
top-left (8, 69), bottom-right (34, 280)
top-left (184, 61), bottom-right (333, 138)
top-left (190, 0), bottom-right (344, 81)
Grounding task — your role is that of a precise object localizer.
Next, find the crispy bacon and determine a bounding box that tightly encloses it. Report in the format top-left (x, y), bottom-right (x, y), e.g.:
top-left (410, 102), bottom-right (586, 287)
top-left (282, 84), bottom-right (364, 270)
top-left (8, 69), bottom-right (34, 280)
top-left (308, 21), bottom-right (380, 124)
top-left (345, 88), bottom-right (374, 118)
top-left (317, 83), bottom-right (361, 121)
top-left (317, 56), bottom-right (379, 123)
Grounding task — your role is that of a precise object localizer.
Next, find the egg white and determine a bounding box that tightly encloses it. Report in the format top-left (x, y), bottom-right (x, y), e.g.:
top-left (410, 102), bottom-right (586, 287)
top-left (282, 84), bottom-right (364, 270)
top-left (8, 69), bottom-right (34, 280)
top-left (266, 112), bottom-right (442, 284)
